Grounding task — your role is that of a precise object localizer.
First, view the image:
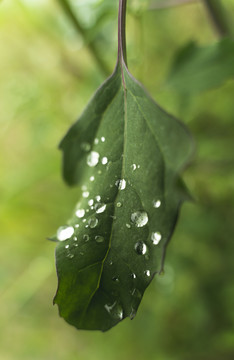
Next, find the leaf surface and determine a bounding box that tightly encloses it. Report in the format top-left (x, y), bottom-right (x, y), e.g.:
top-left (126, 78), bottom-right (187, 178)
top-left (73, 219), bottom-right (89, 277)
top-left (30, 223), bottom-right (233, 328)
top-left (166, 38), bottom-right (234, 94)
top-left (54, 61), bottom-right (193, 331)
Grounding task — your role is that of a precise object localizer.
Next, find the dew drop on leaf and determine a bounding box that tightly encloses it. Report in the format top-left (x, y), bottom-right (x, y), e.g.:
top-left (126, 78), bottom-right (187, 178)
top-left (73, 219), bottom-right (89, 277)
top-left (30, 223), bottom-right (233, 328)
top-left (115, 179), bottom-right (126, 190)
top-left (67, 253), bottom-right (74, 259)
top-left (101, 136), bottom-right (105, 142)
top-left (95, 235), bottom-right (104, 243)
top-left (88, 217), bottom-right (98, 228)
top-left (94, 138), bottom-right (99, 145)
top-left (151, 232), bottom-right (162, 245)
top-left (88, 199), bottom-right (94, 206)
top-left (83, 234), bottom-right (89, 242)
top-left (57, 226), bottom-right (74, 241)
top-left (116, 202), bottom-right (122, 208)
top-left (131, 164), bottom-right (137, 171)
top-left (104, 301), bottom-right (123, 320)
top-left (153, 200), bottom-right (161, 208)
top-left (87, 151), bottom-right (99, 167)
top-left (134, 241), bottom-right (147, 255)
top-left (101, 157), bottom-right (108, 165)
top-left (75, 209), bottom-right (85, 218)
top-left (90, 176), bottom-right (95, 182)
top-left (95, 195), bottom-right (101, 202)
top-left (82, 191), bottom-right (89, 198)
top-left (145, 270), bottom-right (151, 277)
top-left (95, 203), bottom-right (106, 214)
top-left (131, 211), bottom-right (148, 227)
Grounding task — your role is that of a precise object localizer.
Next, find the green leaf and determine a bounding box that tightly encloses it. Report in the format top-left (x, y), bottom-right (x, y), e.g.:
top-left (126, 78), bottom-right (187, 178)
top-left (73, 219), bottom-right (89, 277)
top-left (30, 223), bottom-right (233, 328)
top-left (53, 0), bottom-right (193, 332)
top-left (166, 38), bottom-right (234, 95)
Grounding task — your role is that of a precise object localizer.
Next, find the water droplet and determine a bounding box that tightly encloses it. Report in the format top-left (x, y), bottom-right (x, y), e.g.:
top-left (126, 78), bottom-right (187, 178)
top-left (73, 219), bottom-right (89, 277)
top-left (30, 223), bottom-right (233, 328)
top-left (145, 270), bottom-right (151, 277)
top-left (131, 288), bottom-right (142, 298)
top-left (95, 235), bottom-right (104, 243)
top-left (130, 307), bottom-right (137, 319)
top-left (87, 151), bottom-right (99, 167)
top-left (104, 301), bottom-right (123, 320)
top-left (74, 237), bottom-right (77, 241)
top-left (116, 202), bottom-right (122, 208)
top-left (95, 195), bottom-right (101, 202)
top-left (67, 253), bottom-right (74, 259)
top-left (80, 142), bottom-right (91, 152)
top-left (98, 170), bottom-right (102, 175)
top-left (81, 185), bottom-right (87, 191)
top-left (65, 244), bottom-right (69, 249)
top-left (94, 138), bottom-right (99, 144)
top-left (151, 232), bottom-right (162, 245)
top-left (76, 209), bottom-right (85, 218)
top-left (131, 211), bottom-right (148, 227)
top-left (83, 234), bottom-right (89, 242)
top-left (131, 164), bottom-right (137, 171)
top-left (88, 199), bottom-right (94, 206)
top-left (109, 261), bottom-right (113, 266)
top-left (90, 176), bottom-right (95, 182)
top-left (95, 203), bottom-right (106, 214)
top-left (134, 241), bottom-right (147, 255)
top-left (102, 157), bottom-right (108, 165)
top-left (115, 179), bottom-right (126, 190)
top-left (153, 200), bottom-right (161, 208)
top-left (75, 224), bottom-right (79, 228)
top-left (82, 191), bottom-right (89, 198)
top-left (74, 243), bottom-right (78, 247)
top-left (137, 165), bottom-right (140, 169)
top-left (131, 273), bottom-right (137, 279)
top-left (82, 218), bottom-right (86, 223)
top-left (88, 217), bottom-right (98, 228)
top-left (57, 226), bottom-right (74, 241)
top-left (101, 136), bottom-right (105, 142)
top-left (112, 276), bottom-right (120, 282)
top-left (126, 223), bottom-right (131, 229)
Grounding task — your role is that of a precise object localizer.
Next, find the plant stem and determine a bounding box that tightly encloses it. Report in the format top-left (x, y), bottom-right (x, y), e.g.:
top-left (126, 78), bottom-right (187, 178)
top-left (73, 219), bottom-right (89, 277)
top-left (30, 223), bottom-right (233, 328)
top-left (118, 0), bottom-right (128, 66)
top-left (57, 0), bottom-right (110, 76)
top-left (202, 0), bottom-right (232, 37)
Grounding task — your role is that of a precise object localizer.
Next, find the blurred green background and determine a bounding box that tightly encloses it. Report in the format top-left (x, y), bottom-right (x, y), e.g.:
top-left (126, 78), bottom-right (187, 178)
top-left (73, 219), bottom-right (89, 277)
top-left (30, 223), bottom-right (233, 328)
top-left (0, 0), bottom-right (234, 359)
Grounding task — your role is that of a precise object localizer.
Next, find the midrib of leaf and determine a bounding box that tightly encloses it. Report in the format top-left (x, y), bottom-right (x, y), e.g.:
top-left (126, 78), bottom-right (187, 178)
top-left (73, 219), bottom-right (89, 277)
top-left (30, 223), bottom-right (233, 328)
top-left (79, 0), bottom-right (129, 322)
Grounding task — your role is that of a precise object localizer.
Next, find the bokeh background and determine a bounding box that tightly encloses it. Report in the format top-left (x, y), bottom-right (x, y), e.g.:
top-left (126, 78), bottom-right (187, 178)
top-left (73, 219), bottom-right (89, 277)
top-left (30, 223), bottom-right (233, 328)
top-left (1, 0), bottom-right (234, 359)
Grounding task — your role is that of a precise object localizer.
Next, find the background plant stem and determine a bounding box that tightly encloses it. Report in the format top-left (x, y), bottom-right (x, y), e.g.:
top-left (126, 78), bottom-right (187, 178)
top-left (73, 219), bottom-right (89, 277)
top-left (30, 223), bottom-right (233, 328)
top-left (57, 0), bottom-right (110, 76)
top-left (118, 0), bottom-right (127, 65)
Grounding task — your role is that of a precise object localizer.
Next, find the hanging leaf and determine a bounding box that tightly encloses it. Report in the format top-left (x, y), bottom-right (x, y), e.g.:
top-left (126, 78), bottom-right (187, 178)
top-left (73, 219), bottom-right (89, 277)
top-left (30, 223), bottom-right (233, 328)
top-left (53, 0), bottom-right (193, 332)
top-left (166, 38), bottom-right (234, 95)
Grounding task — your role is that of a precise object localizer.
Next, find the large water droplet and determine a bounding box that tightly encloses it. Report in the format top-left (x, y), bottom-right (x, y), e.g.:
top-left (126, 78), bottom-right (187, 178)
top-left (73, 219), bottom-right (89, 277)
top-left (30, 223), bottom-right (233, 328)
top-left (151, 232), bottom-right (162, 245)
top-left (104, 301), bottom-right (123, 320)
top-left (131, 273), bottom-right (137, 279)
top-left (76, 209), bottom-right (85, 218)
top-left (131, 211), bottom-right (148, 227)
top-left (131, 164), bottom-right (137, 171)
top-left (115, 179), bottom-right (126, 190)
top-left (95, 235), bottom-right (104, 243)
top-left (87, 151), bottom-right (99, 167)
top-left (102, 157), bottom-right (108, 165)
top-left (101, 136), bottom-right (105, 142)
top-left (80, 142), bottom-right (91, 152)
top-left (57, 226), bottom-right (74, 241)
top-left (90, 176), bottom-right (95, 182)
top-left (134, 241), bottom-right (147, 255)
top-left (88, 217), bottom-right (98, 228)
top-left (95, 203), bottom-right (106, 214)
top-left (153, 200), bottom-right (161, 208)
top-left (145, 270), bottom-right (151, 277)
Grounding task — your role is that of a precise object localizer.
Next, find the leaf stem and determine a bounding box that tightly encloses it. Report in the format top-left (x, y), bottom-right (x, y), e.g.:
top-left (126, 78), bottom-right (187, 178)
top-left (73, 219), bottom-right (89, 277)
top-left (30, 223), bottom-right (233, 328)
top-left (57, 0), bottom-right (110, 76)
top-left (118, 0), bottom-right (128, 66)
top-left (202, 0), bottom-right (233, 38)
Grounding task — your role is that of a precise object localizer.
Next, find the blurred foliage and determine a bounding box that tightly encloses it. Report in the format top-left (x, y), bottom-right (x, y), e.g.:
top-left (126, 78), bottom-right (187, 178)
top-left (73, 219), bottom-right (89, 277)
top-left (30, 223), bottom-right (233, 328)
top-left (0, 0), bottom-right (234, 359)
